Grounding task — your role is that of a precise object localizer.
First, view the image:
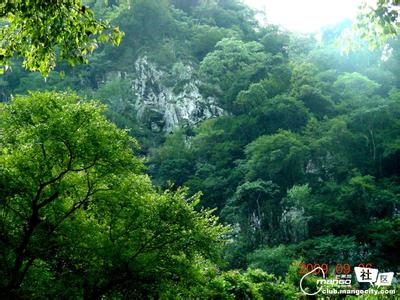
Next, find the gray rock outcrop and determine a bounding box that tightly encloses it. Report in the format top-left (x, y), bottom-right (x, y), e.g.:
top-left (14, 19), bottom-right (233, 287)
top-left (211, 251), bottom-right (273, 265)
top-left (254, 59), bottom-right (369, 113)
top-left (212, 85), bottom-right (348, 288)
top-left (132, 56), bottom-right (223, 132)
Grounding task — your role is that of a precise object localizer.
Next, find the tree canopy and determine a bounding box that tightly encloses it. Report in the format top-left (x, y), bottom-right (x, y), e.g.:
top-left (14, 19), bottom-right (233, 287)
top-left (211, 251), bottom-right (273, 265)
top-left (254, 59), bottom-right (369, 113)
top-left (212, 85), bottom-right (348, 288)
top-left (0, 92), bottom-right (228, 298)
top-left (0, 0), bottom-right (124, 75)
top-left (1, 0), bottom-right (400, 298)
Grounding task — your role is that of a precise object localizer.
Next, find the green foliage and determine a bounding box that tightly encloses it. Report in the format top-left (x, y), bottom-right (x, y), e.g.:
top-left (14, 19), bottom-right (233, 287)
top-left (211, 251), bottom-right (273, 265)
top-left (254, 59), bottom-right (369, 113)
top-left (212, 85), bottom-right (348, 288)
top-left (259, 25), bottom-right (291, 56)
top-left (150, 129), bottom-right (194, 186)
top-left (192, 0), bottom-right (256, 36)
top-left (294, 85), bottom-right (334, 119)
top-left (2, 0), bottom-right (400, 296)
top-left (0, 0), bottom-right (124, 76)
top-left (244, 130), bottom-right (308, 188)
top-left (248, 245), bottom-right (296, 277)
top-left (284, 184), bottom-right (311, 208)
top-left (367, 217), bottom-right (400, 268)
top-left (333, 72), bottom-right (381, 106)
top-left (222, 180), bottom-right (281, 248)
top-left (190, 24), bottom-right (231, 60)
top-left (235, 84), bottom-right (310, 134)
top-left (334, 174), bottom-right (398, 236)
top-left (294, 235), bottom-right (361, 266)
top-left (354, 0), bottom-right (400, 48)
top-left (199, 38), bottom-right (271, 107)
top-left (206, 268), bottom-right (297, 299)
top-left (0, 91), bottom-right (228, 298)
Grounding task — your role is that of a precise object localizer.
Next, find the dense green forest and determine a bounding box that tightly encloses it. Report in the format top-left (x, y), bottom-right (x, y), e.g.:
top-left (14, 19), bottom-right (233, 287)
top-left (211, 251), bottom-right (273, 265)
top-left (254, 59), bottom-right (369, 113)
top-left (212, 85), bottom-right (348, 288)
top-left (1, 0), bottom-right (399, 298)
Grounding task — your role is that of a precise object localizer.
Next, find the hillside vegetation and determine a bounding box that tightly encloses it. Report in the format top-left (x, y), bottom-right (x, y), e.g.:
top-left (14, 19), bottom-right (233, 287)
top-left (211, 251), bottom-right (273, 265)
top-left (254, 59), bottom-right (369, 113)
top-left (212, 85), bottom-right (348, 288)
top-left (1, 0), bottom-right (399, 298)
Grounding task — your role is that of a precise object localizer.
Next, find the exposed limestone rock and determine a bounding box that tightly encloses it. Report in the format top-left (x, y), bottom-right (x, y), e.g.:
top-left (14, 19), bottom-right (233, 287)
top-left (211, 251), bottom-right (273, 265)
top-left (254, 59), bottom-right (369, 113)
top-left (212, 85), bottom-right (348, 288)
top-left (280, 207), bottom-right (309, 243)
top-left (132, 56), bottom-right (223, 132)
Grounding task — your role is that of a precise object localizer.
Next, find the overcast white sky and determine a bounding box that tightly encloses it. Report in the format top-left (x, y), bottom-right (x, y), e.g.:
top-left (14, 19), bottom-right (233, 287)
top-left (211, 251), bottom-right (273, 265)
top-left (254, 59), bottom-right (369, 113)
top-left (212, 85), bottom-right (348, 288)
top-left (243, 0), bottom-right (371, 33)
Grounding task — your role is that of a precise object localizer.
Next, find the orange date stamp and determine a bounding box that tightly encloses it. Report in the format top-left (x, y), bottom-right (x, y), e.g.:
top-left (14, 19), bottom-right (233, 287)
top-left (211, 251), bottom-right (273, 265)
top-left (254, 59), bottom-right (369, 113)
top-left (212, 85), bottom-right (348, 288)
top-left (298, 262), bottom-right (373, 275)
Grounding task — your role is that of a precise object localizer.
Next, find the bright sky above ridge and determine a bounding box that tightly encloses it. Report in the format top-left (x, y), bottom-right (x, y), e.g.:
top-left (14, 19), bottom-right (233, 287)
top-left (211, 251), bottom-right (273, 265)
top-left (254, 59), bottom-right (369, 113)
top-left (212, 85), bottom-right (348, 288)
top-left (244, 0), bottom-right (371, 32)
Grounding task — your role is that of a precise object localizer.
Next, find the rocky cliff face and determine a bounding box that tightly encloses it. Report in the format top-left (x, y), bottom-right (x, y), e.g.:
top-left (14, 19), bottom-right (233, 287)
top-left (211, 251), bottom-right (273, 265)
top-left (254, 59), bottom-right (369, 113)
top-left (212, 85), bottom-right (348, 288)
top-left (132, 56), bottom-right (223, 132)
